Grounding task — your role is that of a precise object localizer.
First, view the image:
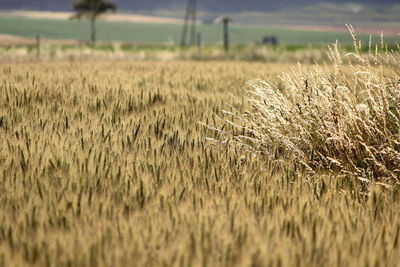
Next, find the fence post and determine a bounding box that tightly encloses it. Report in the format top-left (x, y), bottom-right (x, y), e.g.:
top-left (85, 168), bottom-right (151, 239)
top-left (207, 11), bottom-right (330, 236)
top-left (36, 35), bottom-right (40, 59)
top-left (196, 32), bottom-right (202, 55)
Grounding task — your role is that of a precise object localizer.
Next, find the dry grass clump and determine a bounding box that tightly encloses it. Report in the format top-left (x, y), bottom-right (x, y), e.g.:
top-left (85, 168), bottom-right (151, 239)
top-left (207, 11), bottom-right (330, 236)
top-left (212, 31), bottom-right (400, 183)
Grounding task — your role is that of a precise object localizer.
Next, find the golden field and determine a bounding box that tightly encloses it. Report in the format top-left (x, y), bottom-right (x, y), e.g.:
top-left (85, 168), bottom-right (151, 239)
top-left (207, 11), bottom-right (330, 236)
top-left (0, 60), bottom-right (399, 267)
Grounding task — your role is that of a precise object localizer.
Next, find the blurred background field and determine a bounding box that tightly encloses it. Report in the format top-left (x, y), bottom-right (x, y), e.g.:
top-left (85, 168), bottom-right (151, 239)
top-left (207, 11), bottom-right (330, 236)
top-left (0, 15), bottom-right (398, 45)
top-left (0, 1), bottom-right (398, 63)
top-left (0, 13), bottom-right (398, 63)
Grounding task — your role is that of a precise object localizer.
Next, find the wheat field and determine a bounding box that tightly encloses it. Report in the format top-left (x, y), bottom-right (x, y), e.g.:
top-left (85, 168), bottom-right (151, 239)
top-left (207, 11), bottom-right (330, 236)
top-left (0, 60), bottom-right (399, 267)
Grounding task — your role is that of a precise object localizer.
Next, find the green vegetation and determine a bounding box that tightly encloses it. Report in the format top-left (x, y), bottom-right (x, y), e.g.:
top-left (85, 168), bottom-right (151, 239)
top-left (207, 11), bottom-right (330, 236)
top-left (0, 16), bottom-right (399, 45)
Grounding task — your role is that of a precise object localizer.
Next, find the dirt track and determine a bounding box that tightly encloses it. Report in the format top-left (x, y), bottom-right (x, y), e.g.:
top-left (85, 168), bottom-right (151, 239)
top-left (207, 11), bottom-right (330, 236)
top-left (283, 24), bottom-right (400, 36)
top-left (0, 34), bottom-right (80, 46)
top-left (1, 10), bottom-right (183, 24)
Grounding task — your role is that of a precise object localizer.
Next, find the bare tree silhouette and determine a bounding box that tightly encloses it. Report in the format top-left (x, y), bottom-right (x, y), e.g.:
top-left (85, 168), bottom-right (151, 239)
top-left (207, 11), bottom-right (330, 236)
top-left (72, 0), bottom-right (116, 43)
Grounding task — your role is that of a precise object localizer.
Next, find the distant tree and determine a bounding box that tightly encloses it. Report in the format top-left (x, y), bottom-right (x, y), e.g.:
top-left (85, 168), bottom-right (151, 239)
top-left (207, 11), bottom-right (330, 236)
top-left (72, 0), bottom-right (116, 43)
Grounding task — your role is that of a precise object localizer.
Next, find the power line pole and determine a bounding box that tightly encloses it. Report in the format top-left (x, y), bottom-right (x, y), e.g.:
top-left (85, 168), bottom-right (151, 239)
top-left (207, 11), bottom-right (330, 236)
top-left (190, 0), bottom-right (197, 46)
top-left (181, 0), bottom-right (197, 47)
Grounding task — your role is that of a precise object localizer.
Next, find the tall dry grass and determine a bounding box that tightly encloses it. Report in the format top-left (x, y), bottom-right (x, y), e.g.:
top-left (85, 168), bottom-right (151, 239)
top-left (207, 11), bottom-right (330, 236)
top-left (211, 29), bottom-right (400, 184)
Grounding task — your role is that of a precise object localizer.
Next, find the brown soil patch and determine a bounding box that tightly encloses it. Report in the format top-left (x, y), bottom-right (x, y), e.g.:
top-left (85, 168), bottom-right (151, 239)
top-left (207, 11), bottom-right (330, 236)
top-left (280, 24), bottom-right (400, 36)
top-left (1, 10), bottom-right (182, 24)
top-left (0, 34), bottom-right (34, 45)
top-left (0, 34), bottom-right (79, 46)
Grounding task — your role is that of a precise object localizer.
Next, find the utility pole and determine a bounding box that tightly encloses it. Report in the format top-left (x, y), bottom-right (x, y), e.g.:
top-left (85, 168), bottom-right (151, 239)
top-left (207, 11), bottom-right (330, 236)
top-left (214, 16), bottom-right (232, 53)
top-left (222, 19), bottom-right (229, 52)
top-left (181, 0), bottom-right (197, 47)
